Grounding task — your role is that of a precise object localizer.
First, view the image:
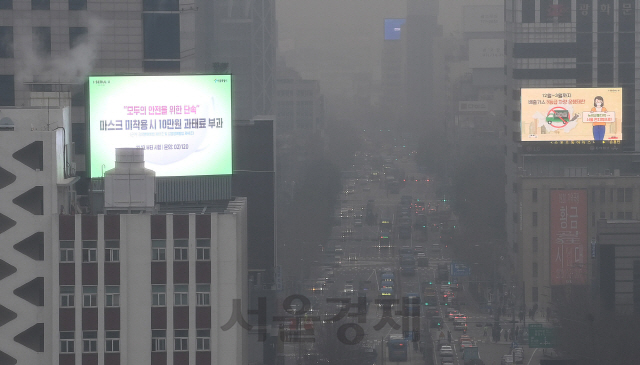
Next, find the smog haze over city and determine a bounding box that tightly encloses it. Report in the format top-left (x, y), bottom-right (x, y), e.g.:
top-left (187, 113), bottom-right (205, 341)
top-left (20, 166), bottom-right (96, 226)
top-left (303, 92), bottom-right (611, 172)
top-left (0, 0), bottom-right (638, 364)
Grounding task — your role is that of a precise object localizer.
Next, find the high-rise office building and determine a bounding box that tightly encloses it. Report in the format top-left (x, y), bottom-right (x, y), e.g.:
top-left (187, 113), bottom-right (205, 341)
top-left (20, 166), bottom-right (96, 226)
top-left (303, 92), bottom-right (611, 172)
top-left (0, 110), bottom-right (250, 364)
top-left (505, 0), bottom-right (640, 310)
top-left (0, 0), bottom-right (276, 171)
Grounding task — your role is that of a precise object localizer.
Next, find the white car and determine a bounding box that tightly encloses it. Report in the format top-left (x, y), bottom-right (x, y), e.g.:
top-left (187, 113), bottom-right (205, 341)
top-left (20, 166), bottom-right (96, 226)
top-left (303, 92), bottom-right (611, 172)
top-left (343, 284), bottom-right (355, 295)
top-left (439, 345), bottom-right (454, 357)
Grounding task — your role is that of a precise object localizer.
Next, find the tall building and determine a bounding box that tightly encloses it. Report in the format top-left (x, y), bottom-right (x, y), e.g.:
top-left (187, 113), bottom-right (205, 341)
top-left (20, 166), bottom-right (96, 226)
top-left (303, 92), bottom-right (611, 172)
top-left (0, 0), bottom-right (276, 171)
top-left (0, 108), bottom-right (70, 365)
top-left (381, 18), bottom-right (406, 131)
top-left (0, 109), bottom-right (250, 364)
top-left (505, 0), bottom-right (640, 310)
top-left (404, 0), bottom-right (441, 137)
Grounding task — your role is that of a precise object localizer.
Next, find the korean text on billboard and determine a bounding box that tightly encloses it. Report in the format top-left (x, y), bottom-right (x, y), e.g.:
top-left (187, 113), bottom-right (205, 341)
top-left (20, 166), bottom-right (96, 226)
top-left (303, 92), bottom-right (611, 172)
top-left (521, 88), bottom-right (622, 144)
top-left (88, 75), bottom-right (232, 178)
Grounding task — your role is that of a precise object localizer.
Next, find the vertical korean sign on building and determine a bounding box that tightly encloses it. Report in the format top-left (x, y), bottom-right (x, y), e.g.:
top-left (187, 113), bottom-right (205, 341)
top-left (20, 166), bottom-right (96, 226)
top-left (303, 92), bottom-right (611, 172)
top-left (550, 190), bottom-right (588, 285)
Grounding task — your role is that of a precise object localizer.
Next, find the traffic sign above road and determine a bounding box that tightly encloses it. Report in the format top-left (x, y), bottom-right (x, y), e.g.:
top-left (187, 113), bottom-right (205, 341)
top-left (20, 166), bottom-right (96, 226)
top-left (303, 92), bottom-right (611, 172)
top-left (451, 262), bottom-right (470, 277)
top-left (528, 324), bottom-right (555, 348)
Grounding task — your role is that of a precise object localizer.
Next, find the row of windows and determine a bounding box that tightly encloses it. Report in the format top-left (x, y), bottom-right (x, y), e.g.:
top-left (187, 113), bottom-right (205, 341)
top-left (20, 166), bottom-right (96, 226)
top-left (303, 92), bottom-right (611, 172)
top-left (522, 0), bottom-right (572, 24)
top-left (0, 0), bottom-right (87, 11)
top-left (530, 210), bottom-right (633, 227)
top-left (152, 330), bottom-right (211, 352)
top-left (0, 26), bottom-right (89, 59)
top-left (152, 284), bottom-right (211, 306)
top-left (60, 331), bottom-right (118, 353)
top-left (527, 188), bottom-right (634, 203)
top-left (60, 284), bottom-right (211, 307)
top-left (60, 239), bottom-right (211, 263)
top-left (60, 329), bottom-right (211, 353)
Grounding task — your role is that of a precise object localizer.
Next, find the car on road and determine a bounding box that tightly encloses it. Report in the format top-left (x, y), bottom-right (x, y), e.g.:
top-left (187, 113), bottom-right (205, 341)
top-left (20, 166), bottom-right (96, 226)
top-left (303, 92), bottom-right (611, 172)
top-left (501, 354), bottom-right (514, 365)
top-left (512, 347), bottom-right (524, 364)
top-left (348, 253), bottom-right (358, 261)
top-left (311, 283), bottom-right (325, 293)
top-left (460, 340), bottom-right (474, 352)
top-left (458, 335), bottom-right (471, 346)
top-left (354, 218), bottom-right (363, 226)
top-left (441, 358), bottom-right (454, 365)
top-left (343, 284), bottom-right (355, 295)
top-left (447, 309), bottom-right (460, 320)
top-left (416, 252), bottom-right (429, 266)
top-left (439, 345), bottom-right (454, 357)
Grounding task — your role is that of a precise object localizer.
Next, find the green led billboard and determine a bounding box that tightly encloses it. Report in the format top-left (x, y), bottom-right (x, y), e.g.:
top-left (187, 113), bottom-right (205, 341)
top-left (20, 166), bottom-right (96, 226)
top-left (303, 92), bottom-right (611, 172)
top-left (88, 75), bottom-right (232, 177)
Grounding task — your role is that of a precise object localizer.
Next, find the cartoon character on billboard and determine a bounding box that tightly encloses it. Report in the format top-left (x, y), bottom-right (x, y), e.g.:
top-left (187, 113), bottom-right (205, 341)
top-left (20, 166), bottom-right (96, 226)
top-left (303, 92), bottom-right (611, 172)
top-left (591, 96), bottom-right (607, 141)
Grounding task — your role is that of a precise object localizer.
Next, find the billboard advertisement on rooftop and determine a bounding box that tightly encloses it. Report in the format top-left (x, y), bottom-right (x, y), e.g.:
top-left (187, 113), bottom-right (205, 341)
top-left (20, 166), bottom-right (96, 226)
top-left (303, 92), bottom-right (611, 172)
top-left (87, 75), bottom-right (232, 178)
top-left (521, 88), bottom-right (622, 149)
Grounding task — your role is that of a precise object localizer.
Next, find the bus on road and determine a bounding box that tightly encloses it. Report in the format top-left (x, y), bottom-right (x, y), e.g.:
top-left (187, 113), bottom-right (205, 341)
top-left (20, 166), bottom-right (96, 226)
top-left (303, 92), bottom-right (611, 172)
top-left (388, 334), bottom-right (408, 361)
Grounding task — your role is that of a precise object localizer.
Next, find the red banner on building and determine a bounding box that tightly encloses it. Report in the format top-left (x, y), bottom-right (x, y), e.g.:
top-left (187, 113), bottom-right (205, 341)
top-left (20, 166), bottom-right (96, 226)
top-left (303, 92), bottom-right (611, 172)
top-left (549, 190), bottom-right (588, 285)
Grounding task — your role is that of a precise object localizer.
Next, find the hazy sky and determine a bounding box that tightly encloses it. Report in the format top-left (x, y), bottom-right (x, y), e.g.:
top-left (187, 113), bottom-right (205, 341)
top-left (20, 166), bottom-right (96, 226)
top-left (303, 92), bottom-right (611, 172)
top-left (276, 0), bottom-right (501, 90)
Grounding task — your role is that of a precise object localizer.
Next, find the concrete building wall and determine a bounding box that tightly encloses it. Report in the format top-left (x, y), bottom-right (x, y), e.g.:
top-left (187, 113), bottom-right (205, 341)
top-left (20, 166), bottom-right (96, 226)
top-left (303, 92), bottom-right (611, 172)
top-left (48, 207), bottom-right (248, 365)
top-left (519, 176), bottom-right (640, 310)
top-left (0, 126), bottom-right (63, 364)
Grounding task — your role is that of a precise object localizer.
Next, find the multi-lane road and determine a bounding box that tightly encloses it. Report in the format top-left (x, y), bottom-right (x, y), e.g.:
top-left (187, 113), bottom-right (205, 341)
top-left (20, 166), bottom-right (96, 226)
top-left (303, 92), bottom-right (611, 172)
top-left (283, 158), bottom-right (547, 365)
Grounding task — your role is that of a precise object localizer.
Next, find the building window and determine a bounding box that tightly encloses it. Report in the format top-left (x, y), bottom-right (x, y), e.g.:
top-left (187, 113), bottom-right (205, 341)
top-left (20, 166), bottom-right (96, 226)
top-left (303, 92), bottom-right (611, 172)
top-left (152, 285), bottom-right (166, 306)
top-left (625, 188), bottom-right (633, 202)
top-left (152, 240), bottom-right (166, 261)
top-left (105, 240), bottom-right (120, 262)
top-left (60, 331), bottom-right (74, 353)
top-left (197, 329), bottom-right (210, 350)
top-left (522, 0), bottom-right (535, 23)
top-left (532, 188), bottom-right (537, 203)
top-left (600, 212), bottom-right (606, 219)
top-left (0, 75), bottom-right (14, 106)
top-left (532, 237), bottom-right (538, 253)
top-left (31, 0), bottom-right (49, 10)
top-left (617, 188), bottom-right (625, 203)
top-left (143, 0), bottom-right (179, 11)
top-left (60, 285), bottom-right (75, 307)
top-left (105, 285), bottom-right (120, 307)
top-left (151, 330), bottom-right (166, 352)
top-left (0, 27), bottom-right (13, 58)
top-left (557, 0), bottom-right (571, 23)
top-left (0, 1), bottom-right (12, 10)
top-left (105, 331), bottom-right (119, 352)
top-left (617, 212), bottom-right (625, 220)
top-left (592, 212), bottom-right (596, 226)
top-left (626, 212), bottom-right (633, 220)
top-left (71, 122), bottom-right (86, 151)
top-left (174, 239), bottom-right (188, 261)
top-left (532, 262), bottom-right (538, 278)
top-left (60, 241), bottom-right (74, 262)
top-left (610, 188), bottom-right (614, 202)
top-left (69, 27), bottom-right (88, 48)
top-left (143, 13), bottom-right (180, 59)
top-left (83, 286), bottom-right (97, 307)
top-left (174, 330), bottom-right (188, 351)
top-left (600, 188), bottom-right (606, 203)
top-left (196, 284), bottom-right (210, 306)
top-left (532, 212), bottom-right (538, 227)
top-left (83, 331), bottom-right (97, 353)
top-left (69, 0), bottom-right (86, 11)
top-left (32, 27), bottom-right (51, 56)
top-left (532, 286), bottom-right (538, 303)
top-left (197, 239), bottom-right (210, 260)
top-left (82, 241), bottom-right (97, 262)
top-left (174, 285), bottom-right (188, 306)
